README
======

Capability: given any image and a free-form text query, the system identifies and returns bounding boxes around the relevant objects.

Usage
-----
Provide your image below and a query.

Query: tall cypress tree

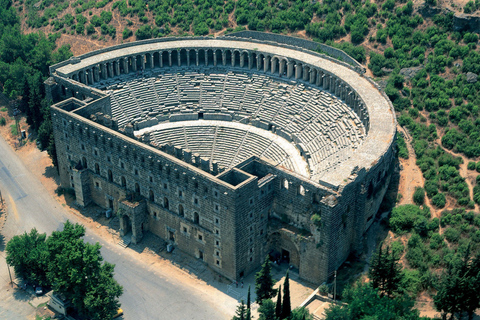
[246,285,251,320]
[255,255,278,304]
[275,284,282,318]
[281,270,291,319]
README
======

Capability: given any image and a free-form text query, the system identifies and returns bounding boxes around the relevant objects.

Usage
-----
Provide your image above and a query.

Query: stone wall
[224,31,365,73]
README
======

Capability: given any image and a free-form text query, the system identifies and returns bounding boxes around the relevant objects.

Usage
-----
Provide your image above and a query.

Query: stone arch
[206,49,214,66]
[268,231,300,269]
[153,52,161,68]
[188,49,196,66]
[225,49,232,66]
[180,48,188,66]
[214,49,223,66]
[240,50,249,68]
[257,53,264,70]
[161,51,169,67]
[135,54,143,70]
[233,50,241,67]
[198,49,206,66]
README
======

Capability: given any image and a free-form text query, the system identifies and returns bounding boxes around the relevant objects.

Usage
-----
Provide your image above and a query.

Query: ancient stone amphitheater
[47,33,396,284]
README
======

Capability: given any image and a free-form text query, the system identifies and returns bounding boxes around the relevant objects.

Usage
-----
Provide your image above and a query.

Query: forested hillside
[2,0,480,317]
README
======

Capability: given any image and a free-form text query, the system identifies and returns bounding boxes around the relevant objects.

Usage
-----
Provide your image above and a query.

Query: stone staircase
[118,234,132,248]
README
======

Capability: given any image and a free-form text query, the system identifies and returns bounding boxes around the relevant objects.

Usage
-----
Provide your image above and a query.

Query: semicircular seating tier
[97,68,365,180]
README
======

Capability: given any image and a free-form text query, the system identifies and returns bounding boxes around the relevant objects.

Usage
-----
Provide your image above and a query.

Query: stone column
[271,59,277,74]
[101,63,107,79]
[94,65,100,82]
[231,51,235,67]
[316,70,323,87]
[114,61,120,76]
[141,54,146,70]
[264,56,270,73]
[309,69,316,84]
[79,71,85,84]
[303,66,309,81]
[247,52,253,69]
[240,52,245,68]
[168,51,172,67]
[222,50,226,66]
[323,74,329,90]
[330,77,335,93]
[149,54,154,69]
[213,51,217,66]
[132,56,137,72]
[177,50,181,66]
[287,61,294,78]
[205,50,209,66]
[88,68,94,84]
[123,58,129,74]
[279,59,286,75]
[294,64,301,79]
[159,51,164,68]
[196,50,199,66]
[256,55,261,70]
[186,50,190,66]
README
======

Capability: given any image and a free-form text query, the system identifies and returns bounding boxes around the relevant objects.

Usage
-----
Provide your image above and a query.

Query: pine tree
[258,299,277,320]
[281,271,291,320]
[233,300,247,320]
[275,285,282,318]
[368,244,402,297]
[255,256,278,304]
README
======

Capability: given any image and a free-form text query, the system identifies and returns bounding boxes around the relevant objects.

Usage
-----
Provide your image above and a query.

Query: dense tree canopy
[6,222,123,320]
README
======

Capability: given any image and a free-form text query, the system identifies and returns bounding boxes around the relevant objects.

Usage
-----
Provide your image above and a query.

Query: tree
[255,256,277,304]
[258,299,277,320]
[47,221,123,320]
[233,300,247,320]
[246,284,252,320]
[291,307,313,320]
[368,244,403,297]
[281,271,291,320]
[5,228,49,286]
[413,187,425,205]
[275,285,282,319]
[325,281,422,320]
[434,247,480,320]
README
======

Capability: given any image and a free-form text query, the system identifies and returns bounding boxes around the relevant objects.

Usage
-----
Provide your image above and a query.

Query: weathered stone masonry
[47,35,396,284]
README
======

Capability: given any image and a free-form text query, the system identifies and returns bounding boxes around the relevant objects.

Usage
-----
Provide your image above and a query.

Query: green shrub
[390,204,424,234]
[431,193,446,208]
[122,27,132,39]
[444,227,461,243]
[476,161,480,173]
[413,187,425,205]
[391,240,404,259]
[429,233,445,250]
[467,161,476,170]
[0,117,6,126]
